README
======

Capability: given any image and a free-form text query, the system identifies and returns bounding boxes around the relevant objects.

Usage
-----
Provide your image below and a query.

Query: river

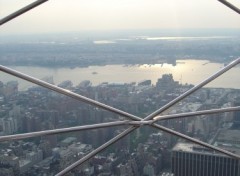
[1,60,240,90]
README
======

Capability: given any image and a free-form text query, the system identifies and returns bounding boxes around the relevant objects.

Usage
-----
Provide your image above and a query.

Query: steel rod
[4,104,240,143]
[0,65,141,121]
[0,121,130,142]
[56,126,136,176]
[57,118,240,176]
[218,0,240,14]
[55,59,240,175]
[0,0,49,26]
[152,123,240,159]
[143,58,240,121]
[153,106,240,121]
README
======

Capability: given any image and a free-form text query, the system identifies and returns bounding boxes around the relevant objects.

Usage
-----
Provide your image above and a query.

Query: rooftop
[173,142,228,156]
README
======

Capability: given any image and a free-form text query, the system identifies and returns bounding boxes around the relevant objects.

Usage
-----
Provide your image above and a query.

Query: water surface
[1,60,239,90]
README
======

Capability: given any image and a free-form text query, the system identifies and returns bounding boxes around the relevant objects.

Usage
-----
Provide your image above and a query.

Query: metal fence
[0,1,240,175]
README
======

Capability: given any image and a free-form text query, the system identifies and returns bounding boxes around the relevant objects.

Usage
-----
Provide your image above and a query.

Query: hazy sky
[1,0,240,35]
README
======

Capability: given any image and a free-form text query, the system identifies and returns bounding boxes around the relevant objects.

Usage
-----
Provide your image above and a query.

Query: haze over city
[1,0,240,35]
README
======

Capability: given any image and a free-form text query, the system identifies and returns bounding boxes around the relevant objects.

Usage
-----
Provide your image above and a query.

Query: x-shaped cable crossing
[1,1,240,175]
[0,58,240,176]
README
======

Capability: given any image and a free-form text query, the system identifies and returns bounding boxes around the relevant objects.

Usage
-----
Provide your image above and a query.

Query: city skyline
[0,1,240,175]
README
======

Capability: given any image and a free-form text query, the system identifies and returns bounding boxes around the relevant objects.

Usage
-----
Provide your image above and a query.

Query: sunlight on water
[145,36,233,41]
[1,60,240,90]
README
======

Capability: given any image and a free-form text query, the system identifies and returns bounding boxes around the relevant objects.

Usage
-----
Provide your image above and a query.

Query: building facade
[172,143,240,176]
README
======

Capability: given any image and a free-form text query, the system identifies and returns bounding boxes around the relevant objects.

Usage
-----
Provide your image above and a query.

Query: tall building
[172,142,240,176]
[233,101,240,125]
[156,74,179,91]
[4,81,18,98]
[0,81,4,95]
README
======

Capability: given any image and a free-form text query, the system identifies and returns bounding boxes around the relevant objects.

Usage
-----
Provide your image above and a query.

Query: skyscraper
[172,142,240,176]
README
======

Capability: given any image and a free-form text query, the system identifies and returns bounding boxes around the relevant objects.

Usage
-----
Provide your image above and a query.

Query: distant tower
[156,74,179,91]
[233,101,240,125]
[0,81,4,95]
[95,92,98,101]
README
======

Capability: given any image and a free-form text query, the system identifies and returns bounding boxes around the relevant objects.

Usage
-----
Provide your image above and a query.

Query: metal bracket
[0,0,48,26]
[219,0,240,14]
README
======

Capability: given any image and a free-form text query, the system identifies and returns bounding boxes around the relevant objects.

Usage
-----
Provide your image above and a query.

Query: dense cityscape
[0,73,240,176]
[1,0,240,175]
